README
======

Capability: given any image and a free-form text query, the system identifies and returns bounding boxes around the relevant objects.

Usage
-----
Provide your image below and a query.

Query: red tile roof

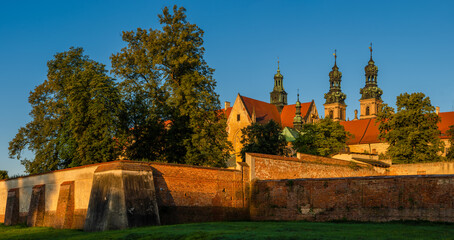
[280,102,312,128]
[240,96,282,124]
[340,111,454,145]
[438,112,454,139]
[340,119,373,144]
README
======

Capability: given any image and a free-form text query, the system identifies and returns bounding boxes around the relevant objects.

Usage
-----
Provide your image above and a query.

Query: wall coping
[258,174,454,183]
[247,152,370,168]
[0,160,241,183]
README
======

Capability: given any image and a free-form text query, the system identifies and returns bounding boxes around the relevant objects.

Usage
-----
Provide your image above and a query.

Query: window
[237,114,240,122]
[366,106,370,116]
[329,110,333,119]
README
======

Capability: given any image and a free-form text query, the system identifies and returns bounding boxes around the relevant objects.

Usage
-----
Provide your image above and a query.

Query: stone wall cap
[259,174,454,183]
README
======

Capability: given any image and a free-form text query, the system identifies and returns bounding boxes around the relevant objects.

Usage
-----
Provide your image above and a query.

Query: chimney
[224,101,231,109]
[436,106,440,115]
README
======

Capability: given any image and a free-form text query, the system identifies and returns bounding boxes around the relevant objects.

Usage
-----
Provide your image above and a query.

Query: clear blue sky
[1,0,453,175]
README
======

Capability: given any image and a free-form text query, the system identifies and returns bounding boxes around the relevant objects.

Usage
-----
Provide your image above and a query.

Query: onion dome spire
[360,43,383,100]
[293,89,303,131]
[270,58,287,112]
[324,50,346,104]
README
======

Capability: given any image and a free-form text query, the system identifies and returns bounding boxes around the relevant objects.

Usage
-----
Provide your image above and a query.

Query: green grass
[1,221,454,240]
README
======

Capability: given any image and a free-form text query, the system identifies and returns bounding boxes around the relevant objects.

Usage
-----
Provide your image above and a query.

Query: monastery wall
[251,175,454,222]
[388,162,454,176]
[245,153,382,181]
[0,161,249,229]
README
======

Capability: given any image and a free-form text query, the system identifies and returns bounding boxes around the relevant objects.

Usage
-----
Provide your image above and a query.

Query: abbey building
[223,45,454,161]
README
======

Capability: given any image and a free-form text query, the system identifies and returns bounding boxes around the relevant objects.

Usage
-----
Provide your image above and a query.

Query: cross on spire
[277,56,280,70]
[334,49,337,66]
[369,42,373,60]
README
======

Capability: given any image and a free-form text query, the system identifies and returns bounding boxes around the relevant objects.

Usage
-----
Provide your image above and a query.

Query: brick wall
[251,175,454,222]
[0,160,249,228]
[246,153,381,180]
[150,162,248,224]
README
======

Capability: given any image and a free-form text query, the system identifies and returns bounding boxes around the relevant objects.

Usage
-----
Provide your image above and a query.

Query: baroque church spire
[270,59,288,113]
[293,90,303,131]
[324,50,346,104]
[360,43,383,100]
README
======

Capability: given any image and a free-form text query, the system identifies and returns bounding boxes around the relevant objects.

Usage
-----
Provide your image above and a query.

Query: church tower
[270,61,287,112]
[324,50,347,121]
[359,43,383,119]
[293,91,303,131]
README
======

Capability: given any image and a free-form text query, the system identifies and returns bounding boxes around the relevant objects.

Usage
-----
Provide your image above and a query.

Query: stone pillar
[27,184,46,227]
[84,161,160,231]
[55,181,75,229]
[4,188,19,226]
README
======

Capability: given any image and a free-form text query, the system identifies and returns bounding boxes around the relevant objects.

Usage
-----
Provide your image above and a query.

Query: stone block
[27,184,46,227]
[4,188,19,226]
[84,162,160,231]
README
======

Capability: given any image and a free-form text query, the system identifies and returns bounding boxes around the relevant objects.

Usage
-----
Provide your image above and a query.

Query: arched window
[339,110,343,120]
[329,110,333,119]
[366,106,370,116]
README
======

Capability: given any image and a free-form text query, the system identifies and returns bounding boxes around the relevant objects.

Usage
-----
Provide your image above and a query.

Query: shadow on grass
[1,221,454,240]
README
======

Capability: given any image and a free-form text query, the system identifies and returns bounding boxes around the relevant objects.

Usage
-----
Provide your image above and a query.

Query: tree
[0,170,8,180]
[293,118,349,157]
[111,5,231,167]
[9,47,121,174]
[446,125,454,160]
[376,92,444,163]
[240,120,288,161]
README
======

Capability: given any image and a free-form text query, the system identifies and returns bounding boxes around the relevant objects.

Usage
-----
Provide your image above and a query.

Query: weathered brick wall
[246,153,381,181]
[150,162,248,224]
[251,175,454,222]
[0,160,249,228]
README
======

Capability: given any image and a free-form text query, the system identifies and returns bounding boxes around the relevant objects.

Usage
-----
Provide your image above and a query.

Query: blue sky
[1,0,453,175]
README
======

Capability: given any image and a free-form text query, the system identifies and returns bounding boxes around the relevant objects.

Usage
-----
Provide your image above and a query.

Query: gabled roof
[340,111,454,145]
[280,102,313,128]
[240,96,282,124]
[438,111,454,139]
[223,94,314,127]
[340,119,373,145]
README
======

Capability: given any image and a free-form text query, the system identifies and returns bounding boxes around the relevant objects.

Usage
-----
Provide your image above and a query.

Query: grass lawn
[1,221,453,240]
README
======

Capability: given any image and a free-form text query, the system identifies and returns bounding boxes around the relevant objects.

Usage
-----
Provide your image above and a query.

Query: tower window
[340,110,343,120]
[329,110,333,119]
[237,114,240,122]
[366,106,370,116]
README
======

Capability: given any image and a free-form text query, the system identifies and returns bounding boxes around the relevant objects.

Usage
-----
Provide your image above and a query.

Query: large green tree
[9,47,121,174]
[376,92,444,163]
[446,125,454,160]
[293,118,349,157]
[111,5,231,167]
[0,170,8,180]
[240,120,288,161]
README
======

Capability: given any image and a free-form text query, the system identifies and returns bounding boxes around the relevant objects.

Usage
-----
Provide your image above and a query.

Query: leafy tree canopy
[446,125,454,160]
[293,118,349,157]
[9,47,121,174]
[376,92,444,163]
[240,120,288,161]
[111,5,231,167]
[0,170,8,180]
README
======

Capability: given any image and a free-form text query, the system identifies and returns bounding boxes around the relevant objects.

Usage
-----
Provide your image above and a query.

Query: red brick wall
[150,162,248,224]
[247,153,381,180]
[251,175,454,222]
